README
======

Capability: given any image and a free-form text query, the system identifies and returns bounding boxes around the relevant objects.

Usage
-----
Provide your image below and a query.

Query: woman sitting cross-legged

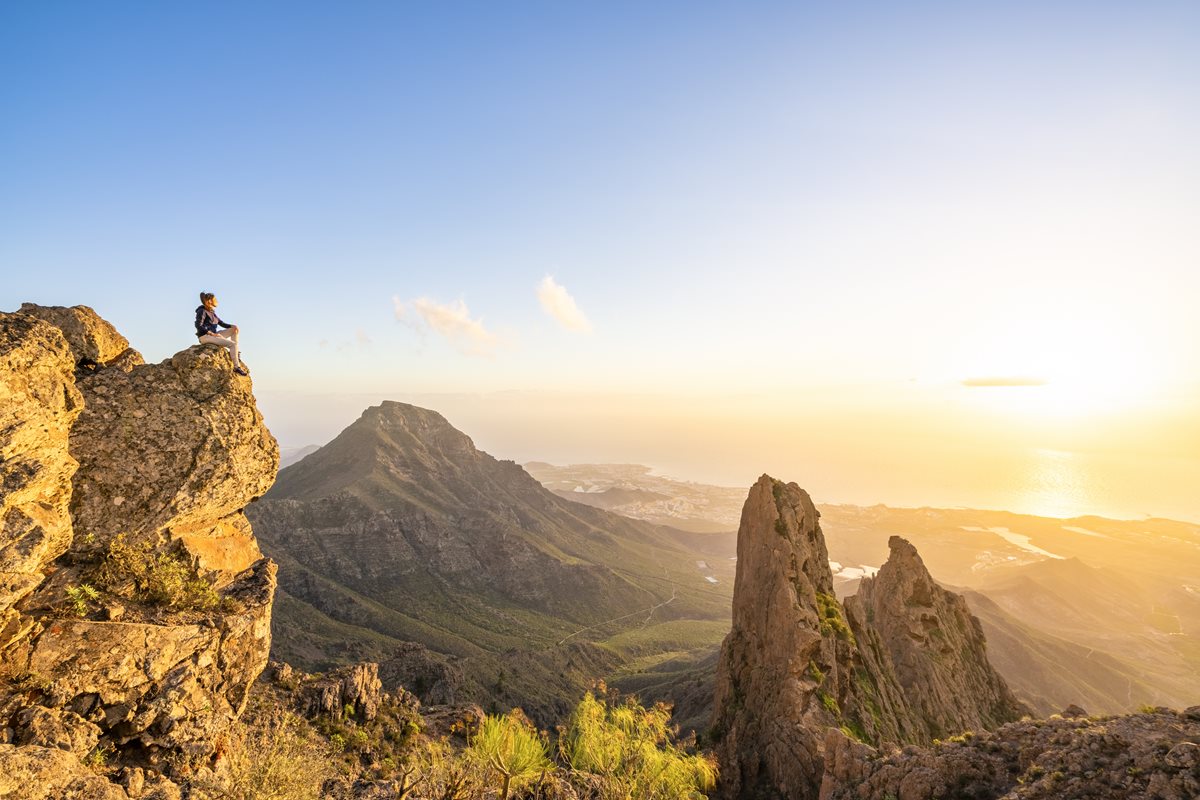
[195,291,247,376]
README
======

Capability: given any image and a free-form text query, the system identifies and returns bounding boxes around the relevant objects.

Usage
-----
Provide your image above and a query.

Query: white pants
[199,329,240,368]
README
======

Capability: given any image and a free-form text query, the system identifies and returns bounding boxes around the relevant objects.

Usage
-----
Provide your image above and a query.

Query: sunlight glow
[955,313,1165,419]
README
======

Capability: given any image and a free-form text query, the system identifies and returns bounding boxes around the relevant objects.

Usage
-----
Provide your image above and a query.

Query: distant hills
[529,463,1200,717]
[523,461,745,535]
[279,443,321,468]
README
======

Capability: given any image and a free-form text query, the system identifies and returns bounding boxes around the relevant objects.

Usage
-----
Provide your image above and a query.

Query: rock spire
[712,476,1027,800]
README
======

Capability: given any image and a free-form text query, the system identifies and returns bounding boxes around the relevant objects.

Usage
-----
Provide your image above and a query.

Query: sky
[3,1,1198,521]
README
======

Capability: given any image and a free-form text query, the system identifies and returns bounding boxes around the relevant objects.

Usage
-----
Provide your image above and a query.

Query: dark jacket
[195,306,233,338]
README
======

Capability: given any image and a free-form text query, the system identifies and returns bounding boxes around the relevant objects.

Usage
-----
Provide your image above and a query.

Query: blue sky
[3,2,1198,518]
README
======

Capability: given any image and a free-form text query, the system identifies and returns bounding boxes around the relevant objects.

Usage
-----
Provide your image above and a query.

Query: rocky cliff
[0,304,279,799]
[712,476,1027,800]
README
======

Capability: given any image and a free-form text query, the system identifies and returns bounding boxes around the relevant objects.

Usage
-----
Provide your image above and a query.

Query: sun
[954,315,1163,419]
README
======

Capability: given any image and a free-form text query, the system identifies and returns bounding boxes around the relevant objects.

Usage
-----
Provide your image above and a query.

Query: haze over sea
[260,389,1200,525]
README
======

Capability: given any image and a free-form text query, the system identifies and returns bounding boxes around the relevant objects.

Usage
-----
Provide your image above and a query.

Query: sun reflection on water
[1016,449,1093,519]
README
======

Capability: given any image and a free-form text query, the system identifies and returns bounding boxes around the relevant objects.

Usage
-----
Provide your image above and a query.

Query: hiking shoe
[233,367,249,377]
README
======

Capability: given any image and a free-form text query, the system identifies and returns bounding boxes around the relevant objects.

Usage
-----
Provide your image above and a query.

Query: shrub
[405,738,485,800]
[196,713,337,800]
[818,691,841,717]
[560,691,717,800]
[467,710,552,800]
[91,533,219,611]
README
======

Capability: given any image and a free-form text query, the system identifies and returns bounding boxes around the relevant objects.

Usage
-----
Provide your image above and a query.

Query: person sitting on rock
[195,291,247,376]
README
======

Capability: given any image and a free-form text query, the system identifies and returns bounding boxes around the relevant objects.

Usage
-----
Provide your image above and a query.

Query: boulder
[300,662,385,722]
[0,743,130,799]
[17,303,142,371]
[12,706,100,759]
[68,344,278,581]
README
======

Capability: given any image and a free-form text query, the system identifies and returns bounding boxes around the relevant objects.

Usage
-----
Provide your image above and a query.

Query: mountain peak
[886,534,920,562]
[268,401,484,504]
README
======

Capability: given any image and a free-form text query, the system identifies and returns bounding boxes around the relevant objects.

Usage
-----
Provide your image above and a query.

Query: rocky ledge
[821,706,1200,800]
[0,304,279,799]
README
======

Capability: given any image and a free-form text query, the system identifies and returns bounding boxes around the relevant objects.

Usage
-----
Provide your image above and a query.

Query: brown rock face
[379,641,468,705]
[0,314,83,646]
[0,744,132,799]
[712,476,1026,800]
[300,661,385,721]
[0,304,279,794]
[846,536,1028,740]
[712,477,911,799]
[69,344,278,582]
[20,560,275,757]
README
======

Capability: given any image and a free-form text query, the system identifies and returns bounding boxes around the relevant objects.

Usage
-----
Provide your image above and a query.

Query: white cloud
[537,275,592,333]
[393,295,499,356]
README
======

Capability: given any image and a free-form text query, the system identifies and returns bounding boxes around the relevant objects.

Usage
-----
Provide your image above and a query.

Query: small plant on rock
[63,584,100,617]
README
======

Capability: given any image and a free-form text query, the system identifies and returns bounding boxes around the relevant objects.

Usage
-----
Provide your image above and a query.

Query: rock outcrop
[0,313,83,648]
[845,536,1027,740]
[379,641,468,705]
[821,707,1200,800]
[299,661,385,722]
[68,343,277,584]
[0,304,279,797]
[712,476,1027,800]
[16,303,143,373]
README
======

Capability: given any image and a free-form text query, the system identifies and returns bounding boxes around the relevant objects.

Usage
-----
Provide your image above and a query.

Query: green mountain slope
[247,402,732,723]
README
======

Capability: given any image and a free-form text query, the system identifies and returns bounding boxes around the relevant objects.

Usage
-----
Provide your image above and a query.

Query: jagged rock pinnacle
[712,476,1027,800]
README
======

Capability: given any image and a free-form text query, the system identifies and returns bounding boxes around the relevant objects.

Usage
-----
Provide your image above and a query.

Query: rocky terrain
[821,706,1200,800]
[0,304,279,799]
[4,303,1198,800]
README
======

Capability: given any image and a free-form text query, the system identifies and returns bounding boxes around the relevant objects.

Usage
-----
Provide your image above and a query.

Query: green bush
[467,710,552,800]
[560,691,717,800]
